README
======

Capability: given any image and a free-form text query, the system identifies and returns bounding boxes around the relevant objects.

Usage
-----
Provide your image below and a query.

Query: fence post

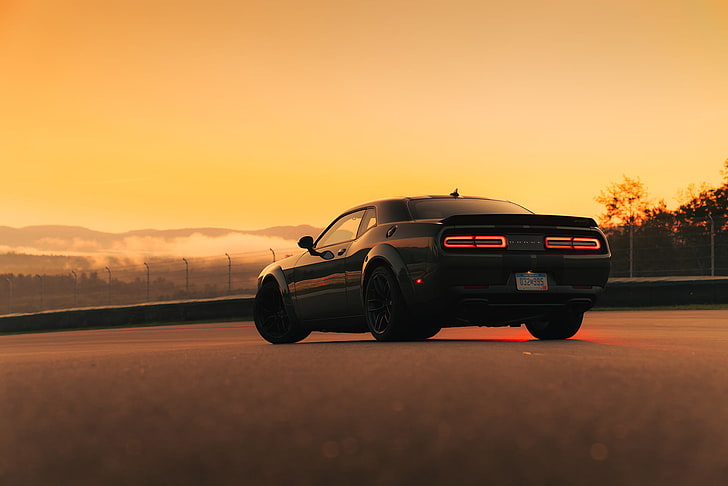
[629,224,634,278]
[144,262,150,302]
[225,253,232,295]
[5,277,12,314]
[71,270,78,307]
[708,215,715,277]
[182,258,189,297]
[105,266,112,305]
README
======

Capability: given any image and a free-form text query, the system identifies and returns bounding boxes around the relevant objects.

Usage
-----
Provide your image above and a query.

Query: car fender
[258,265,302,326]
[361,243,415,304]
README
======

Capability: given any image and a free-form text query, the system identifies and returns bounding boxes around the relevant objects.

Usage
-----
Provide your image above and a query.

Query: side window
[316,210,366,248]
[357,208,377,237]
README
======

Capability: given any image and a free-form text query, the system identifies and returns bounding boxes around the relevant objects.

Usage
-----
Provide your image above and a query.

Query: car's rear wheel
[365,266,413,341]
[254,280,310,344]
[525,311,583,340]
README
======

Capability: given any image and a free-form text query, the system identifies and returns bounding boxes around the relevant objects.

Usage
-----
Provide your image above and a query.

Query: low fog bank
[0,225,320,275]
[0,227,318,313]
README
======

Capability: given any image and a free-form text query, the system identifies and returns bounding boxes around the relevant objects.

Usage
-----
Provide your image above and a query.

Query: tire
[364,266,414,341]
[254,280,310,344]
[525,311,583,340]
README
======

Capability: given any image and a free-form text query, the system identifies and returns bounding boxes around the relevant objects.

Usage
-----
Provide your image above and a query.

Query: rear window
[408,198,533,220]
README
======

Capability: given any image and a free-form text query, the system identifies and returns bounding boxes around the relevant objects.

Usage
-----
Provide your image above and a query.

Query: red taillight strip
[444,236,476,247]
[544,237,572,248]
[443,236,475,248]
[545,236,601,250]
[573,237,601,249]
[444,235,507,248]
[475,236,507,248]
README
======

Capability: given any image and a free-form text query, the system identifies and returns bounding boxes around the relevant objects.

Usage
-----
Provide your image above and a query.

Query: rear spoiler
[441,214,599,228]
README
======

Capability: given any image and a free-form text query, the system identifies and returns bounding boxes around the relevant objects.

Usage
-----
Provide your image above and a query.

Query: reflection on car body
[254,194,611,343]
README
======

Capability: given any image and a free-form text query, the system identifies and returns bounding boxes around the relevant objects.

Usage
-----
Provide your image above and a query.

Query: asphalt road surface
[2,310,727,486]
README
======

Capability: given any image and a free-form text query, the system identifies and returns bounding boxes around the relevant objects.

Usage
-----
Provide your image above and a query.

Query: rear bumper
[411,272,606,327]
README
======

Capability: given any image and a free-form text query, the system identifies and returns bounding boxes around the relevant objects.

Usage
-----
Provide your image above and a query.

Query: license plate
[516,273,548,291]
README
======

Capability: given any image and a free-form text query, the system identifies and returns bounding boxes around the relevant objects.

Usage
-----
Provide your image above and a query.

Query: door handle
[338,248,347,256]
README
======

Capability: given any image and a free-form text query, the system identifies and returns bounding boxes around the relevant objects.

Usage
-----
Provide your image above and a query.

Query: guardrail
[0,296,254,333]
[597,277,728,308]
[3,277,728,334]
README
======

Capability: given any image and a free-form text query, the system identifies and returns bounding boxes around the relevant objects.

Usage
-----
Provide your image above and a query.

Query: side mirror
[298,236,314,250]
[298,235,334,260]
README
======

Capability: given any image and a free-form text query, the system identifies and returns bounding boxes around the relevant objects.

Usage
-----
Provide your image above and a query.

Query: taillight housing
[443,235,507,249]
[545,236,601,250]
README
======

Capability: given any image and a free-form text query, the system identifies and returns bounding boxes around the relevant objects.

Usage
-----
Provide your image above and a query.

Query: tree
[594,175,651,228]
[670,160,728,276]
[594,160,728,277]
[674,180,728,233]
[595,175,653,277]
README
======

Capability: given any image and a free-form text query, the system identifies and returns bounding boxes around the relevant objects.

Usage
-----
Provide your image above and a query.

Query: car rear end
[427,213,610,327]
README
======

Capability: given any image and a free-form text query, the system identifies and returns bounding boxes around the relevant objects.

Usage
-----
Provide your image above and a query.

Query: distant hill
[0,224,323,252]
[0,225,115,248]
[125,225,322,241]
[0,224,324,275]
[246,225,322,241]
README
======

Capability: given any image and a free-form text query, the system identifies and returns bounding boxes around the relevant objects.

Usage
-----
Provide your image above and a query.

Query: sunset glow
[1,0,726,234]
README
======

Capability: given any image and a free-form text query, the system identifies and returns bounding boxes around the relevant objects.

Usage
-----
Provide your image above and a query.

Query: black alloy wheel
[254,280,310,344]
[365,266,413,341]
[525,311,584,340]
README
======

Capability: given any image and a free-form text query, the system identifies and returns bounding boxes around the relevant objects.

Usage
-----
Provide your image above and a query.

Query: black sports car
[254,194,610,343]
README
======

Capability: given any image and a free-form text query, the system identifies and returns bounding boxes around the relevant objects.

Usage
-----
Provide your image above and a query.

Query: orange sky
[1,0,726,233]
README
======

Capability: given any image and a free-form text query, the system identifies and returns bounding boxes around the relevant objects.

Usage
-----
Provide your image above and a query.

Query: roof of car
[351,195,510,205]
[339,195,521,224]
[405,195,510,201]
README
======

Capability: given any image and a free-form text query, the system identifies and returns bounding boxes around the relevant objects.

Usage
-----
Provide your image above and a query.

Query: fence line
[603,220,726,278]
[2,221,725,315]
[0,248,297,316]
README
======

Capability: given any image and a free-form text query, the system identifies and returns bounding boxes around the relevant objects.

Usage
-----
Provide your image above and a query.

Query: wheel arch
[258,266,301,326]
[361,244,415,304]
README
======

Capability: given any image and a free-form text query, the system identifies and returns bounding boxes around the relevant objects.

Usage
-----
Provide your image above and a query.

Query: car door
[293,209,366,321]
[343,207,378,315]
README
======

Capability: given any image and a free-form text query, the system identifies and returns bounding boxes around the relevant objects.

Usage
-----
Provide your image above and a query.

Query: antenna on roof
[450,188,460,198]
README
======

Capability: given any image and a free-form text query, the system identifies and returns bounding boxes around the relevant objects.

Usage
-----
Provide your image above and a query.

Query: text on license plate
[516,273,548,291]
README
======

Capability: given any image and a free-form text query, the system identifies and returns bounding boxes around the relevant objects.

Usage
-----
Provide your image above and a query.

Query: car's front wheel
[525,311,583,340]
[254,280,310,344]
[365,266,413,341]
